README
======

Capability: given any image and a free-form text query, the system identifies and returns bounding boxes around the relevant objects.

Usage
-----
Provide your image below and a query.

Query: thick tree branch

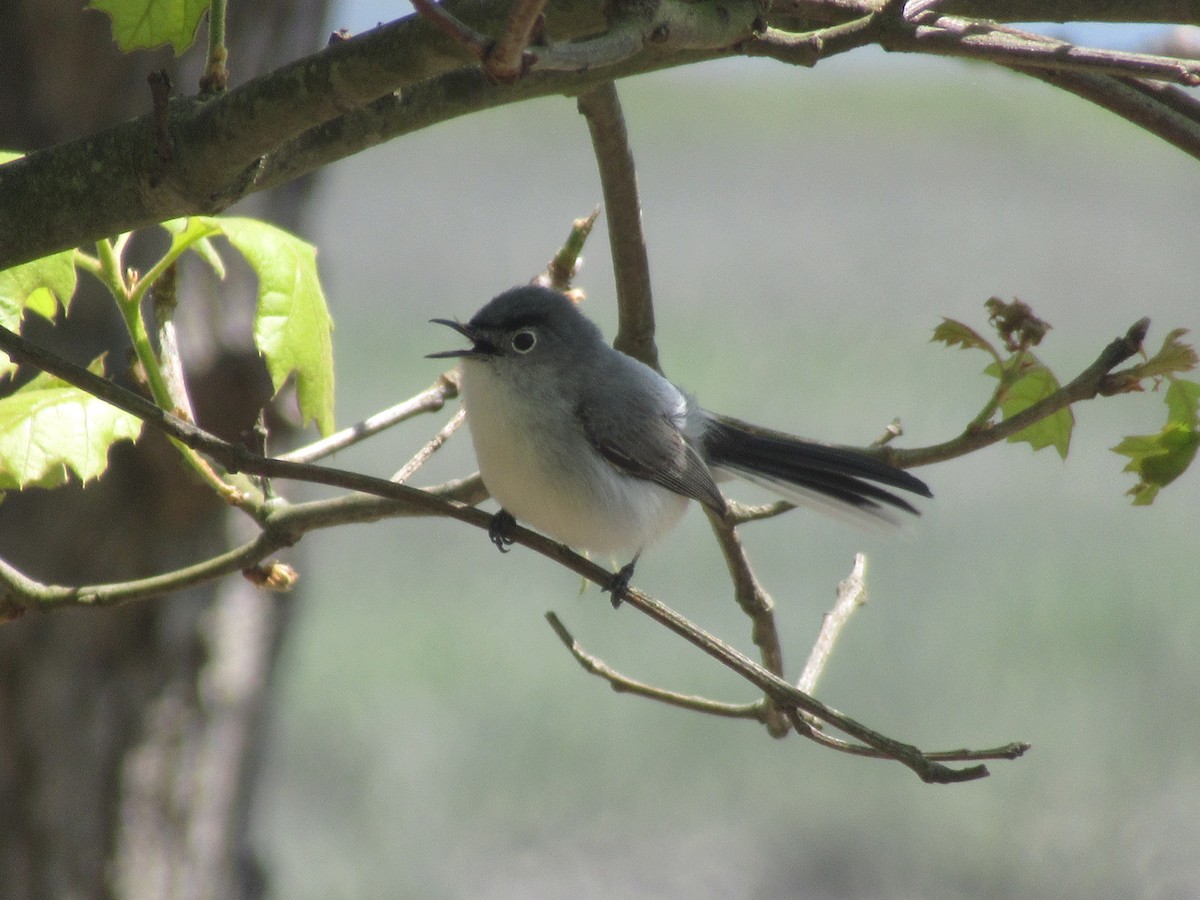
[7,2,1200,270]
[888,16,1200,85]
[1019,70,1200,164]
[772,0,1200,26]
[0,1,761,269]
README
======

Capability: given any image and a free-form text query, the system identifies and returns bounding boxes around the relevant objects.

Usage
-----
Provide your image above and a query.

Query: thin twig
[888,318,1150,469]
[546,613,767,720]
[279,373,460,464]
[704,510,790,737]
[392,407,466,483]
[0,472,489,613]
[726,498,797,525]
[611,578,993,782]
[485,0,548,82]
[148,261,195,422]
[738,14,889,67]
[201,0,230,92]
[872,419,903,447]
[798,553,868,695]
[577,81,660,371]
[410,0,489,59]
[545,611,1026,765]
[0,321,1018,780]
[535,208,599,293]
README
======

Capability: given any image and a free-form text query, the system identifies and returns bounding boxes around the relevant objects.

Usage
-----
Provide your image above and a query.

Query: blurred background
[250,7,1200,899]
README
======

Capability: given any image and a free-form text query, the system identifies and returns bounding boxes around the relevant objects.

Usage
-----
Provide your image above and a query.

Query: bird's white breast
[459,360,689,560]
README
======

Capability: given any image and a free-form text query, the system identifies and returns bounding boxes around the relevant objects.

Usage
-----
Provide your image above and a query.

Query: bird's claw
[489,509,517,553]
[604,559,638,609]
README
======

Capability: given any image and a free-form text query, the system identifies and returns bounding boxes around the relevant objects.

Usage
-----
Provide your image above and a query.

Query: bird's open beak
[427,318,497,359]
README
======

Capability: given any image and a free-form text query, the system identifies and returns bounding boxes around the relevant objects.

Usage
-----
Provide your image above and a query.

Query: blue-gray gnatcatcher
[429,285,931,603]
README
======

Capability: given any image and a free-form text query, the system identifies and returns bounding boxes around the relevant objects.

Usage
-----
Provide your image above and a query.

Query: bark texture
[0,3,329,897]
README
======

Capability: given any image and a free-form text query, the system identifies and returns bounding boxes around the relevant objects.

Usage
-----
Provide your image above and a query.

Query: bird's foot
[488,509,517,553]
[604,556,639,609]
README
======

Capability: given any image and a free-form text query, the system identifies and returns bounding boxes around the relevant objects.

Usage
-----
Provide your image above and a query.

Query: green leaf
[0,357,144,490]
[88,0,209,54]
[984,356,1074,458]
[1165,377,1200,427]
[0,251,79,377]
[1113,379,1200,505]
[213,218,335,435]
[932,318,1000,360]
[1125,328,1198,384]
[161,217,227,278]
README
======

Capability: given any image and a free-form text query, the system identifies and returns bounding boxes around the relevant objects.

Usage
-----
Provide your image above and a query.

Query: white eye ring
[511,330,536,353]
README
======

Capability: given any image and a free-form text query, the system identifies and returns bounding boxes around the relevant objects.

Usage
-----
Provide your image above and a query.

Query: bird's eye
[511,330,536,353]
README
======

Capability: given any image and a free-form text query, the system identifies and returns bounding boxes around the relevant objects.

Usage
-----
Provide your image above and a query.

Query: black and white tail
[702,414,932,525]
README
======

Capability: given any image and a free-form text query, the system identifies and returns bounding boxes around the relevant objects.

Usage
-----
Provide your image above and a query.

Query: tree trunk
[0,3,330,897]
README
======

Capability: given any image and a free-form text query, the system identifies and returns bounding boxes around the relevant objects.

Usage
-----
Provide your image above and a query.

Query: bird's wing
[576,378,726,515]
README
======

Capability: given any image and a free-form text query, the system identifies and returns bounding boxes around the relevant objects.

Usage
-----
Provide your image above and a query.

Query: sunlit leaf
[88,0,209,54]
[161,217,227,278]
[0,357,143,490]
[0,251,78,377]
[212,218,335,435]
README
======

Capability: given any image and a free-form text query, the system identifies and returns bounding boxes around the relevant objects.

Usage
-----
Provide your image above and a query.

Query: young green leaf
[984,357,1074,458]
[1112,379,1200,505]
[87,0,210,54]
[161,218,227,279]
[0,357,144,491]
[214,218,335,436]
[0,251,78,377]
[1121,328,1198,385]
[932,318,1001,361]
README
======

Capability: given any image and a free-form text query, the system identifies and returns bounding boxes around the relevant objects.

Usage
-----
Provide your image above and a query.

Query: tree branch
[535,208,599,292]
[771,0,1200,26]
[888,317,1150,470]
[545,610,1026,769]
[546,612,767,720]
[278,373,460,464]
[8,2,1200,269]
[0,318,1023,782]
[703,510,791,737]
[577,81,661,371]
[391,407,466,483]
[892,16,1200,87]
[485,0,549,82]
[798,553,868,695]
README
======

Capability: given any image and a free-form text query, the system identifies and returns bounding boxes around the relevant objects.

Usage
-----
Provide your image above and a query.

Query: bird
[429,285,930,604]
